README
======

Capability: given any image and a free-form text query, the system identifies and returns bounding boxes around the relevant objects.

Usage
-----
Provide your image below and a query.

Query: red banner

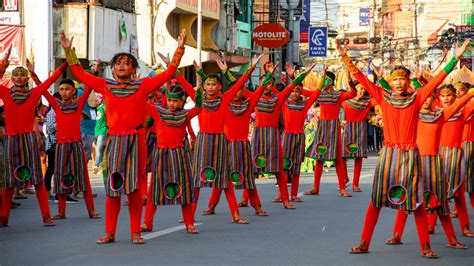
[0,24,23,65]
[252,23,290,49]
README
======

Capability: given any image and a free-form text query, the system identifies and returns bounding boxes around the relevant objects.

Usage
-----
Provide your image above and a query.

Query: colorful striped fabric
[317,90,340,105]
[447,107,463,122]
[282,132,305,176]
[105,79,141,97]
[286,99,306,111]
[251,127,281,173]
[371,146,423,211]
[156,106,188,127]
[202,95,223,112]
[4,133,43,188]
[440,146,464,199]
[54,141,88,194]
[421,155,449,215]
[382,89,417,109]
[228,140,256,189]
[104,133,139,197]
[56,99,78,113]
[145,131,157,173]
[341,121,368,158]
[418,107,443,123]
[256,93,278,113]
[150,147,195,205]
[229,99,250,116]
[462,141,473,193]
[193,133,229,189]
[305,119,338,161]
[10,88,32,104]
[345,96,370,110]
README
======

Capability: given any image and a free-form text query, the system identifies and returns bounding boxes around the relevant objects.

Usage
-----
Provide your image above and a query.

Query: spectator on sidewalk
[93,93,107,174]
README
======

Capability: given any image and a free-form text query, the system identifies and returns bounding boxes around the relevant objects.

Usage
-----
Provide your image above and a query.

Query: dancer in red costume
[338,39,470,258]
[202,55,269,216]
[252,62,317,209]
[304,70,356,197]
[385,88,473,249]
[60,29,186,244]
[141,85,202,234]
[341,77,377,192]
[438,84,474,237]
[174,58,249,224]
[0,61,67,227]
[42,79,101,219]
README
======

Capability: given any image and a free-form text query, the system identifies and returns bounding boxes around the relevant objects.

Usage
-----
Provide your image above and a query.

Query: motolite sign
[252,23,290,48]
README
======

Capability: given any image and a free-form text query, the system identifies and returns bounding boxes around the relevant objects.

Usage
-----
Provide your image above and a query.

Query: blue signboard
[308,26,327,57]
[299,0,311,43]
[359,8,371,26]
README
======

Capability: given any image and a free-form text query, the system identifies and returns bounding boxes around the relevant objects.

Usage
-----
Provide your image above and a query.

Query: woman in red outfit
[60,30,186,244]
[385,90,473,248]
[141,85,201,234]
[202,55,269,216]
[42,79,101,220]
[304,71,356,197]
[338,39,470,258]
[438,84,474,237]
[0,62,66,227]
[174,58,249,224]
[341,79,377,192]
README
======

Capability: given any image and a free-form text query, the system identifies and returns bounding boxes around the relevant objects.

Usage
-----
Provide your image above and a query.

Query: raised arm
[443,93,473,120]
[248,85,264,110]
[42,91,59,112]
[223,54,263,104]
[33,61,68,97]
[0,46,11,79]
[78,86,93,109]
[277,62,317,106]
[187,107,202,120]
[175,74,196,100]
[144,103,159,120]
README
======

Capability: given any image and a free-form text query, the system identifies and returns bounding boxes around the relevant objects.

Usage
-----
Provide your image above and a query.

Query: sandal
[450,210,458,218]
[255,210,269,216]
[446,242,467,249]
[291,196,303,202]
[339,191,352,197]
[140,224,152,232]
[385,236,403,245]
[131,234,145,244]
[232,217,249,224]
[52,214,66,220]
[43,217,56,226]
[303,188,319,196]
[349,246,369,254]
[420,250,438,259]
[238,202,249,207]
[89,212,102,219]
[283,201,296,209]
[185,224,199,234]
[462,230,474,237]
[272,196,282,203]
[201,209,216,215]
[352,186,362,192]
[96,234,115,244]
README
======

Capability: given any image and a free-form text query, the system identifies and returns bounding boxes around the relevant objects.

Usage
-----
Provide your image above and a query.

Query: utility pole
[413,0,419,67]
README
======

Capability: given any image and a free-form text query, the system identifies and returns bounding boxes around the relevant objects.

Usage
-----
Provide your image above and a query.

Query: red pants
[469,192,474,209]
[142,202,194,231]
[312,134,349,191]
[209,187,262,209]
[104,191,142,238]
[56,169,96,216]
[451,182,472,232]
[138,129,148,199]
[1,183,51,224]
[193,180,240,220]
[359,202,430,251]
[343,158,363,187]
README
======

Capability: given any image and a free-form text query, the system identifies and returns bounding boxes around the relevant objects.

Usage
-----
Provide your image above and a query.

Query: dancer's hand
[0,45,11,70]
[336,39,349,56]
[177,29,186,49]
[370,63,382,79]
[455,39,470,60]
[157,52,170,66]
[285,62,296,78]
[251,54,264,68]
[60,30,74,49]
[216,57,228,72]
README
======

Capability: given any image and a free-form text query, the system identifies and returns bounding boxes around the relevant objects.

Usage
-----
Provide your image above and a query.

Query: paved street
[1,154,473,265]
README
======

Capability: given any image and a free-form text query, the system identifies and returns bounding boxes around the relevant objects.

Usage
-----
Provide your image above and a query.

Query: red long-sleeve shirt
[42,87,92,143]
[463,116,474,142]
[175,70,250,133]
[69,63,177,134]
[352,69,448,147]
[224,86,264,141]
[282,90,321,134]
[342,97,377,122]
[440,100,474,148]
[0,63,66,135]
[255,83,296,128]
[145,104,200,148]
[416,95,473,155]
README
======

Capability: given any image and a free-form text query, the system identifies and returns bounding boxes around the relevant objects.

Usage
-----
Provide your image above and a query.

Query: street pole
[197,0,202,66]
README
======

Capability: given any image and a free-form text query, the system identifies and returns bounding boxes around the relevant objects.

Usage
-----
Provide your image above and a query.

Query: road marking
[142,223,203,240]
[322,226,326,232]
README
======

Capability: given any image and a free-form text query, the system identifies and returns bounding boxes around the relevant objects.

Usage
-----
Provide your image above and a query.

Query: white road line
[142,223,203,240]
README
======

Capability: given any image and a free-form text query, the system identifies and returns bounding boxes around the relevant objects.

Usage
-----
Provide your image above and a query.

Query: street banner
[359,8,371,26]
[308,26,327,57]
[299,0,310,43]
[0,24,22,65]
[252,23,290,49]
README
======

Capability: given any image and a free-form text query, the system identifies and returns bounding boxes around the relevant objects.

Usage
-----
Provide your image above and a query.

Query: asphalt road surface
[1,154,473,265]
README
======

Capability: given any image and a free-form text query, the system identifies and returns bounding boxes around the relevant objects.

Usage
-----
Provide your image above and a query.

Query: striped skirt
[54,142,88,194]
[150,147,195,205]
[228,140,256,189]
[282,132,305,176]
[4,133,43,188]
[193,133,229,189]
[440,146,463,199]
[371,146,423,211]
[462,141,474,193]
[145,131,157,173]
[421,155,449,215]
[305,120,338,161]
[251,127,281,173]
[104,133,139,197]
[341,121,368,158]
